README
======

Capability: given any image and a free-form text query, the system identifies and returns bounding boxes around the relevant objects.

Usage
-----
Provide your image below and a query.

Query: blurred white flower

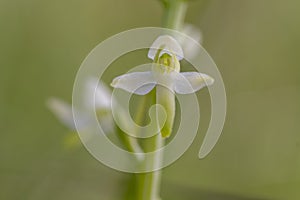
[178,24,203,59]
[47,77,114,134]
[48,77,144,159]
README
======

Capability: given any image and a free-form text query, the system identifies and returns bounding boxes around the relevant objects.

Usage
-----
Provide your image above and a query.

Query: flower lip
[147,35,184,61]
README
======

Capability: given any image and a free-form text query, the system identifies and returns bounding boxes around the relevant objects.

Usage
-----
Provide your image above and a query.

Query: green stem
[135,134,164,200]
[134,1,188,200]
[135,91,162,200]
[162,0,188,30]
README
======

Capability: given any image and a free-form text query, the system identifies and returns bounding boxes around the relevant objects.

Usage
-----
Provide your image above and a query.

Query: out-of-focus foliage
[1,0,299,199]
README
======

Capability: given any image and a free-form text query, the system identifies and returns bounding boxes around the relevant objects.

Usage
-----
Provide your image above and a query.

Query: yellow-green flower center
[156,53,180,73]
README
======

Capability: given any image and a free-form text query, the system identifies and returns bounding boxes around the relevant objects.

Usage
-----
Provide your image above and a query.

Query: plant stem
[162,0,188,30]
[135,91,162,200]
[134,1,188,200]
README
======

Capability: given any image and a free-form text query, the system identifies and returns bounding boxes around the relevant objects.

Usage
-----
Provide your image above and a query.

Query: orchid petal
[85,77,112,110]
[148,35,184,61]
[111,72,156,95]
[47,98,85,130]
[174,72,214,94]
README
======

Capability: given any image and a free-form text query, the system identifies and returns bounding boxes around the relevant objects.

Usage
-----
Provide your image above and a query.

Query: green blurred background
[1,0,300,199]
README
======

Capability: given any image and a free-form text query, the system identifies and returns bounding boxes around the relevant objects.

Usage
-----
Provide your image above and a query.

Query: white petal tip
[46,97,68,114]
[46,97,76,129]
[205,76,215,86]
[198,73,214,86]
[110,77,118,88]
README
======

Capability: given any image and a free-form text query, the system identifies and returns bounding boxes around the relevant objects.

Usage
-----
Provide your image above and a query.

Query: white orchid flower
[47,77,113,133]
[48,77,144,159]
[111,35,214,138]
